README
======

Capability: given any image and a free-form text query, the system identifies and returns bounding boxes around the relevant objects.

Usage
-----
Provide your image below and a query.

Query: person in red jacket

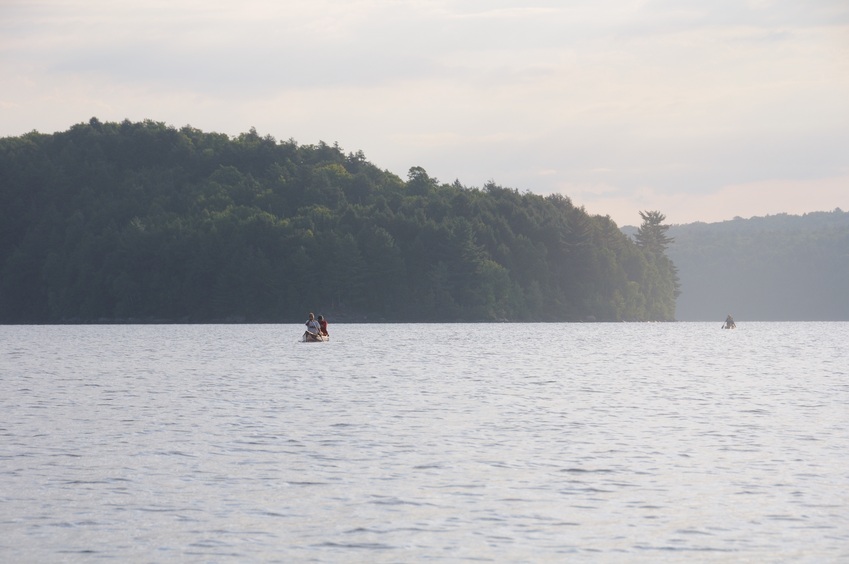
[317,315,329,337]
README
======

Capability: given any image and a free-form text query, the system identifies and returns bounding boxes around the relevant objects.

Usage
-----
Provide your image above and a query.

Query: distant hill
[0,118,678,323]
[624,210,849,321]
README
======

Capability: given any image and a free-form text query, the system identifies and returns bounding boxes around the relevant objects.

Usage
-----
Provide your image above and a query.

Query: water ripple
[0,322,847,562]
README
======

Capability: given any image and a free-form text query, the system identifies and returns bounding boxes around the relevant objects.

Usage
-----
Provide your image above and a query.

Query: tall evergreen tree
[635,210,673,253]
[633,210,680,318]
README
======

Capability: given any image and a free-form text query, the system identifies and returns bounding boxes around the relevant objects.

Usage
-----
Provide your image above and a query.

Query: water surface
[1,322,847,562]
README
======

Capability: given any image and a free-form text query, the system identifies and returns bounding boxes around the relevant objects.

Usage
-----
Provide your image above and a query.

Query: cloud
[1,0,848,225]
[576,174,849,226]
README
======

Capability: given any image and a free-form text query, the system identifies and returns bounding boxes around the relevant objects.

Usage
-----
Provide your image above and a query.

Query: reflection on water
[1,322,847,561]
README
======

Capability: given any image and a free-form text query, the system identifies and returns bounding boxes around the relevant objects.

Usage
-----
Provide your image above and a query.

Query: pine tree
[635,210,673,254]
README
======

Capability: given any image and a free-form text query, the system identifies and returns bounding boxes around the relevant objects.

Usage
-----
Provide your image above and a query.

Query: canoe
[302,332,329,342]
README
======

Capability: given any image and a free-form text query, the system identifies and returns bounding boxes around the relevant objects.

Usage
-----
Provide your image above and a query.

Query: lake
[1,322,847,562]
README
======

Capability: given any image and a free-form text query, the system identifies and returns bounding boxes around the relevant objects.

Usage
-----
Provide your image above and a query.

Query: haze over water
[2,322,847,562]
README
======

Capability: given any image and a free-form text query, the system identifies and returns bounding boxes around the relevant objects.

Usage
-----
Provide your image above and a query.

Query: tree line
[0,118,679,323]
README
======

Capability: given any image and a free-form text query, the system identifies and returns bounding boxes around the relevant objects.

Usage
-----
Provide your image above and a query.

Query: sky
[2,0,848,226]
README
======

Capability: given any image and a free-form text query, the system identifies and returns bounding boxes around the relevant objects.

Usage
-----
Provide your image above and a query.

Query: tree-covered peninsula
[1,118,679,323]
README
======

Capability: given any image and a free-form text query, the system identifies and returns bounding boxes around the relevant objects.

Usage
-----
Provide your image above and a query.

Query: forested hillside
[1,118,679,323]
[631,211,849,321]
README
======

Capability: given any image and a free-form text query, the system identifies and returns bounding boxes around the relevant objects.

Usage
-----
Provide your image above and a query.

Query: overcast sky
[3,0,848,226]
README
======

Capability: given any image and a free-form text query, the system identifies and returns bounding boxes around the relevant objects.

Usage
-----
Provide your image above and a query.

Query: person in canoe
[317,315,329,338]
[304,312,322,341]
[723,314,736,329]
